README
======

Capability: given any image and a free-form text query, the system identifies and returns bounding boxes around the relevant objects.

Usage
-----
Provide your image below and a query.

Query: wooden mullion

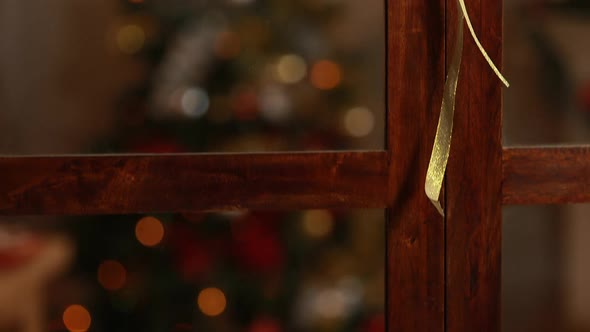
[503,146,590,205]
[386,0,446,330]
[445,0,503,330]
[0,151,388,215]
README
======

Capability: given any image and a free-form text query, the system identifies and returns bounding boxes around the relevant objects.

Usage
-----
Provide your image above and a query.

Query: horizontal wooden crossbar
[5,146,587,214]
[503,147,590,205]
[0,151,389,215]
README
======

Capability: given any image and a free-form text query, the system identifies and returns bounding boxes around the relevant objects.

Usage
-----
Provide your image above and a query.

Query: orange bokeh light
[310,60,342,90]
[63,305,91,332]
[97,260,127,291]
[135,216,165,247]
[197,287,227,317]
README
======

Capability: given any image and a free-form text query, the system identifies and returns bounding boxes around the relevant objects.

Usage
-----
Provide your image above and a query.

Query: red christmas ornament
[168,223,215,281]
[231,213,284,273]
[247,317,282,332]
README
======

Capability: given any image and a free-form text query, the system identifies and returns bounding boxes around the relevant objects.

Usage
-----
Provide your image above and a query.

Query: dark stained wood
[446,0,503,331]
[503,147,590,205]
[0,152,388,215]
[386,0,445,330]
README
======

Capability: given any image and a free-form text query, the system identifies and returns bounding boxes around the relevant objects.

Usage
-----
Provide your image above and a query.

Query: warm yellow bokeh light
[310,60,342,90]
[344,106,375,138]
[302,209,334,238]
[197,287,227,317]
[117,24,145,54]
[135,216,165,247]
[276,54,307,84]
[97,260,127,291]
[63,305,91,332]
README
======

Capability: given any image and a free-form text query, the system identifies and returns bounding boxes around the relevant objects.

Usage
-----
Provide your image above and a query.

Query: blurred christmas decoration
[135,216,165,247]
[97,260,127,291]
[65,207,384,331]
[102,0,385,153]
[52,0,386,331]
[62,305,92,332]
[197,287,227,317]
[0,228,72,332]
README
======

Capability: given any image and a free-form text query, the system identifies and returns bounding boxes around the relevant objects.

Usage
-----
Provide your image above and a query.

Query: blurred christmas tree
[102,0,382,154]
[56,1,385,331]
[67,209,384,332]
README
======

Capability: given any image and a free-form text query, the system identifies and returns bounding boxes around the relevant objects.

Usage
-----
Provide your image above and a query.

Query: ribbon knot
[425,0,509,216]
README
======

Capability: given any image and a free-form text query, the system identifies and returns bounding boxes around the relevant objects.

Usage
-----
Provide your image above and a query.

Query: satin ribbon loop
[425,0,509,216]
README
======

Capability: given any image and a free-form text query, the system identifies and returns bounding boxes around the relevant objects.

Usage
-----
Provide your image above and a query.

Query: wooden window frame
[0,0,583,331]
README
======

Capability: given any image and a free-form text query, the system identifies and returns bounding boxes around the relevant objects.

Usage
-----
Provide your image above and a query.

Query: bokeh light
[302,209,334,238]
[135,216,165,247]
[276,54,307,84]
[97,260,127,291]
[197,287,227,317]
[63,305,91,332]
[260,85,291,123]
[180,87,210,118]
[116,24,145,54]
[310,60,342,90]
[314,289,348,319]
[344,106,375,138]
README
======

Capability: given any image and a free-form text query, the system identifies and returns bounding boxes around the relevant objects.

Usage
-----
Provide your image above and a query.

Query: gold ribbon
[425,0,510,216]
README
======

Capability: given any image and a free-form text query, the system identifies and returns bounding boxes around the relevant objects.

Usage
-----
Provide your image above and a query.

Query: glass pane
[0,209,384,331]
[504,1,590,145]
[0,1,385,154]
[503,205,590,332]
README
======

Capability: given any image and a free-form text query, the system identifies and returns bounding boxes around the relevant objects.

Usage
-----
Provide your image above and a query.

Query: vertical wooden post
[386,0,446,330]
[446,0,503,331]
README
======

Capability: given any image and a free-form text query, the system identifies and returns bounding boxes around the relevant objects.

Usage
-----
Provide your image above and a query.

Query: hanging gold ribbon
[425,0,510,216]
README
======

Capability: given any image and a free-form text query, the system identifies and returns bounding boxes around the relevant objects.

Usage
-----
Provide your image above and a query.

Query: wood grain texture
[0,152,388,215]
[503,147,590,205]
[446,0,503,331]
[386,0,445,330]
